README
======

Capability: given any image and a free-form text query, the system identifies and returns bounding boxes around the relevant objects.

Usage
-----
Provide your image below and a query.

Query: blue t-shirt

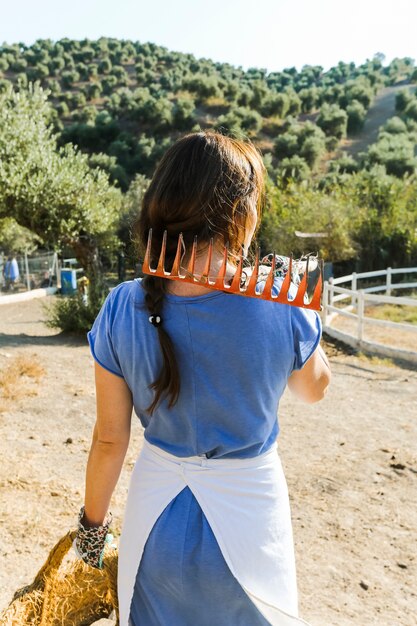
[87,278,321,459]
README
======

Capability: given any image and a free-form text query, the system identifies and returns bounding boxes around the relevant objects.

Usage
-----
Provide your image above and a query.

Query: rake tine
[308,258,323,310]
[140,228,323,310]
[156,230,167,274]
[201,238,214,284]
[229,250,244,291]
[170,232,184,278]
[142,228,153,273]
[262,252,277,299]
[276,256,293,303]
[245,247,260,296]
[291,256,309,307]
[187,235,198,280]
[214,242,229,289]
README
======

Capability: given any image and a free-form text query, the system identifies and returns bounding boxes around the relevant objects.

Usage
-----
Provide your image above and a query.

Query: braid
[142,274,181,415]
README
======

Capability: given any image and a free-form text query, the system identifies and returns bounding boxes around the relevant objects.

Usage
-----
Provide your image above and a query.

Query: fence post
[351,272,357,309]
[357,290,365,342]
[322,281,328,327]
[386,267,392,296]
[328,276,334,309]
[24,251,31,291]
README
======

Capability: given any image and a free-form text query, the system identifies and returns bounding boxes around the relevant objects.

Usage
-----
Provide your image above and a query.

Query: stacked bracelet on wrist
[73,505,113,569]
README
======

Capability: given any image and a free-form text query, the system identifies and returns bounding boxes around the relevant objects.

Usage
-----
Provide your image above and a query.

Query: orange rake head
[141,229,323,311]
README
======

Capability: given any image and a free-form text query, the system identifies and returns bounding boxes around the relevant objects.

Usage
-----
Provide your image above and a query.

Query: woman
[75,130,331,626]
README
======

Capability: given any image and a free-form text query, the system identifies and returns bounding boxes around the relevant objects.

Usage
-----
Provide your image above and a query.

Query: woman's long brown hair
[133,130,267,414]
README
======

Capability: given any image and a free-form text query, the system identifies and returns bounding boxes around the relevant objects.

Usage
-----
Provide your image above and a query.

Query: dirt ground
[0,296,416,626]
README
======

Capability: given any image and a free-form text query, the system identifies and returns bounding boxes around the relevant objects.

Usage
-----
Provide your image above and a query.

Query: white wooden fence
[322,267,417,364]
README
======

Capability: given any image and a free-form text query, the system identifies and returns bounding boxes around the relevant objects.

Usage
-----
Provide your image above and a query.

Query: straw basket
[0,530,118,626]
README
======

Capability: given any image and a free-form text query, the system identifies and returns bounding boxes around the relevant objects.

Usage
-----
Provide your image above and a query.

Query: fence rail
[322,267,417,364]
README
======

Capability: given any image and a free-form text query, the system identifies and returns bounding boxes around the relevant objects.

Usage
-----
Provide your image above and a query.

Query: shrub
[0,79,10,93]
[11,59,28,72]
[329,156,358,174]
[56,101,70,116]
[317,103,348,139]
[28,64,50,81]
[346,99,366,134]
[395,89,413,112]
[99,58,112,74]
[76,62,89,80]
[383,116,408,134]
[173,97,196,129]
[61,69,80,88]
[16,73,28,89]
[102,75,118,94]
[184,74,222,102]
[366,134,417,177]
[261,92,289,118]
[325,136,339,151]
[44,293,103,334]
[298,87,319,113]
[404,99,417,122]
[278,156,311,183]
[300,136,326,167]
[87,82,103,100]
[50,57,65,73]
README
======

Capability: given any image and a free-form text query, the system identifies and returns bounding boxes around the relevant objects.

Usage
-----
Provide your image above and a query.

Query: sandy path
[0,297,416,625]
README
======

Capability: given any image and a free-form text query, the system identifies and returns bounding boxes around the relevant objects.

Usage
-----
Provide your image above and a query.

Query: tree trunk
[71,236,106,312]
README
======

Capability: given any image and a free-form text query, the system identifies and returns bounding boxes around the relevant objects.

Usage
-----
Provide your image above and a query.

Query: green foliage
[364,133,417,177]
[298,87,320,113]
[277,156,311,183]
[346,99,366,133]
[261,92,289,118]
[395,89,413,112]
[342,78,374,109]
[61,69,80,88]
[98,57,112,74]
[328,156,358,174]
[0,40,416,272]
[44,293,104,334]
[119,173,151,260]
[273,121,326,169]
[0,84,122,305]
[258,178,357,261]
[172,97,196,129]
[316,103,348,139]
[383,116,408,134]
[215,106,263,137]
[404,99,417,121]
[0,217,42,253]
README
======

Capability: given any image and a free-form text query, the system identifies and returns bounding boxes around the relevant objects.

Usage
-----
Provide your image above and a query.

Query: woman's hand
[73,505,113,569]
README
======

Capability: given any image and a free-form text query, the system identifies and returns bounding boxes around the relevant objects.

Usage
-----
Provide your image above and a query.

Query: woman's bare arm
[287,344,331,403]
[83,361,133,526]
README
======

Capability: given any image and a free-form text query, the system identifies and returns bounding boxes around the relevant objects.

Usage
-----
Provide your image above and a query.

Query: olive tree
[0,84,121,307]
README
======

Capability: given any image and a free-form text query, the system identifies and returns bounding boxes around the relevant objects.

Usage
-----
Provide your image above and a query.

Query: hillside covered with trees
[1,38,417,320]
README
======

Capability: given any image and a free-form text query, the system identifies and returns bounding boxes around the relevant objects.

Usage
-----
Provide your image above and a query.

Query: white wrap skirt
[118,439,312,626]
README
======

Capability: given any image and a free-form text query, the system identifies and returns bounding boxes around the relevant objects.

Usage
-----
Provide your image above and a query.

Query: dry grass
[366,303,417,325]
[356,352,395,367]
[0,354,45,407]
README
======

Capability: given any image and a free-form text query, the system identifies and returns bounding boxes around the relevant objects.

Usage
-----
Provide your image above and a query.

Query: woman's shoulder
[101,279,145,321]
[108,278,144,302]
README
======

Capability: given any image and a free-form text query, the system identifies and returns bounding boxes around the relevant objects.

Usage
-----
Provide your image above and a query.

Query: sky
[1,0,416,74]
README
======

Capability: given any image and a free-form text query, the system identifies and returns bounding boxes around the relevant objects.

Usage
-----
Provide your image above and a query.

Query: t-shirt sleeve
[87,291,124,378]
[290,306,322,371]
